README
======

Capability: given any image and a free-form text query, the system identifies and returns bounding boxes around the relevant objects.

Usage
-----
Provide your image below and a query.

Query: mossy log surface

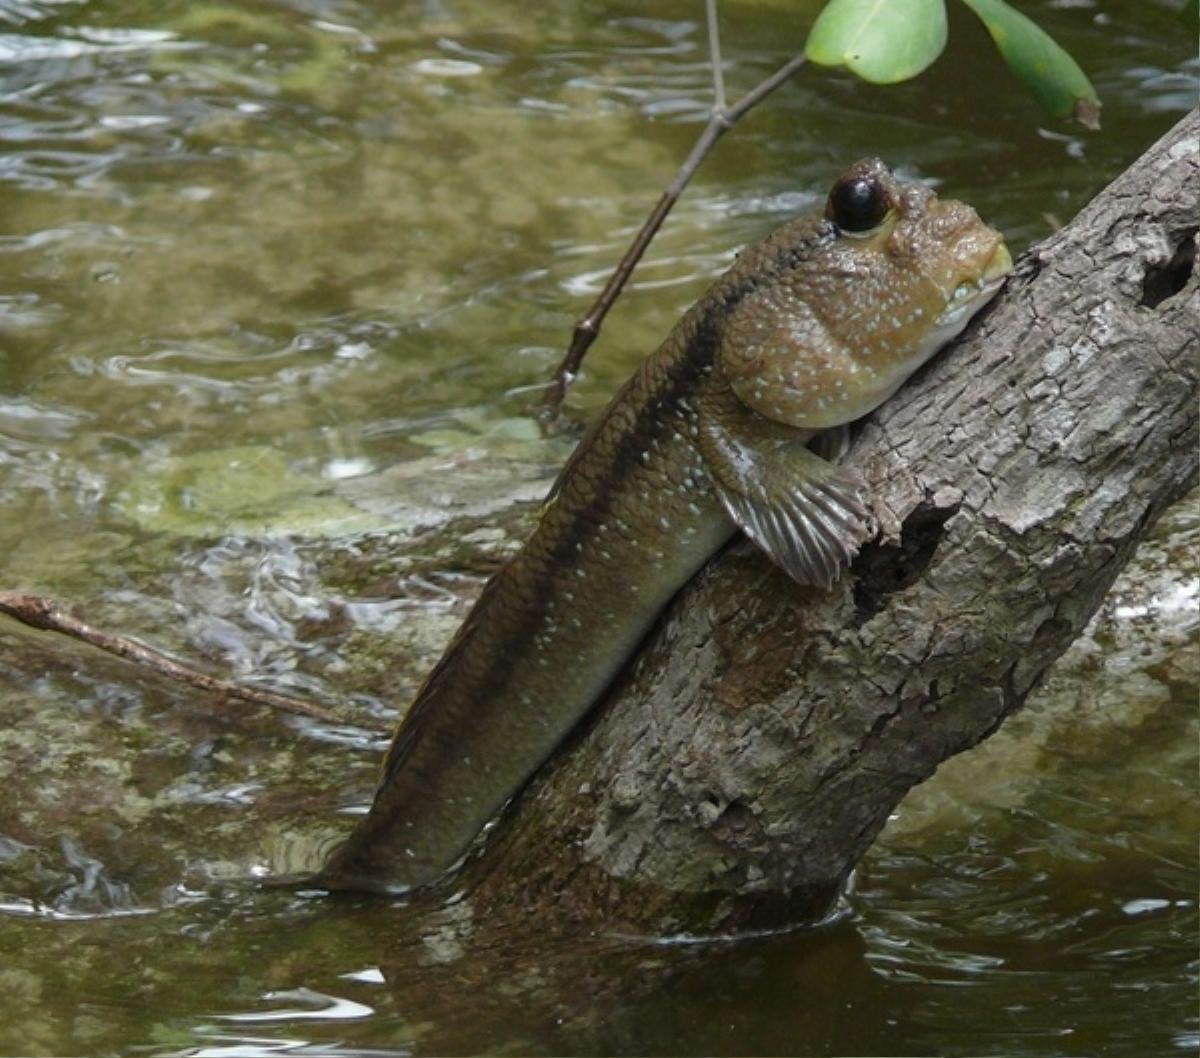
[445,109,1199,935]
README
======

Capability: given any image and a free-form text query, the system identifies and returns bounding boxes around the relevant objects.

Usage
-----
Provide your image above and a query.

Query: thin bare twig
[0,591,380,729]
[538,4,807,422]
[705,0,727,113]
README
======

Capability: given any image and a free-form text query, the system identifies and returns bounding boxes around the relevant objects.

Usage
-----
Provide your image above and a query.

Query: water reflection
[216,988,374,1024]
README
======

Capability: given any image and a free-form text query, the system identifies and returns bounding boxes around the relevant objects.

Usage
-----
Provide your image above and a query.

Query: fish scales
[320,247,777,891]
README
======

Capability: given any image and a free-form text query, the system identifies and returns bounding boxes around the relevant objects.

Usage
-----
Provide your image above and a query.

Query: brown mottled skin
[316,160,1010,893]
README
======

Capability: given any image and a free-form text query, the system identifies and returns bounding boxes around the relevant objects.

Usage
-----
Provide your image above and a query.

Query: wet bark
[457,109,1199,934]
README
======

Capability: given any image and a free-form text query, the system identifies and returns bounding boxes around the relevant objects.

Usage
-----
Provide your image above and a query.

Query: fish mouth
[935,242,1013,328]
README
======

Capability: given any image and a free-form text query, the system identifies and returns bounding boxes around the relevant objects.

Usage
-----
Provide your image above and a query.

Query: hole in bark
[1141,229,1196,308]
[852,500,961,624]
[719,799,753,829]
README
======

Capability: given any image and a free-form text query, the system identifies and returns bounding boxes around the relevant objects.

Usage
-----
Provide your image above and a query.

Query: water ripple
[215,988,373,1024]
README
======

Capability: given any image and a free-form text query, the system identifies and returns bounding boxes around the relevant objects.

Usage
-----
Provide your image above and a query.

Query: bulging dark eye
[827,174,889,234]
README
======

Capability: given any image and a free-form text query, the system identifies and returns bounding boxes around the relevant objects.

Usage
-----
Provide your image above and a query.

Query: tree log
[455,109,1198,934]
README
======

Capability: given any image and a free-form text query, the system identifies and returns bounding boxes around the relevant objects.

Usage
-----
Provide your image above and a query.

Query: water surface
[0,1,1195,1054]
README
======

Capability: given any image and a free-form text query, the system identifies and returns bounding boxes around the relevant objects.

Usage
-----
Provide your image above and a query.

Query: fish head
[719,158,1012,429]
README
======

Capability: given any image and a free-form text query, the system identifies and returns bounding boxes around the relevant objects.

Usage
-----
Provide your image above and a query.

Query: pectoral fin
[696,392,873,589]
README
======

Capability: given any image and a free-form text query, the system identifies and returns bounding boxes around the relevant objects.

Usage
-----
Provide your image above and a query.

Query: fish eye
[827,173,889,235]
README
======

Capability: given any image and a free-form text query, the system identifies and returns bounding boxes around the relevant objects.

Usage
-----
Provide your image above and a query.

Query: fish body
[317,160,1011,893]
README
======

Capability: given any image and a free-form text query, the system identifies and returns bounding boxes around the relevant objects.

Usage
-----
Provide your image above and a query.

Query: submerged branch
[0,590,378,729]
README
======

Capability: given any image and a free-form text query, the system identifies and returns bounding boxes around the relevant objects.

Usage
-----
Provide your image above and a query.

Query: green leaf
[960,0,1101,128]
[1182,0,1198,32]
[805,0,949,84]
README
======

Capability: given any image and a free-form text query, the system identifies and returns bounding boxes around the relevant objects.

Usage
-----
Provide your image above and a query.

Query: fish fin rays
[712,461,873,588]
[695,390,873,589]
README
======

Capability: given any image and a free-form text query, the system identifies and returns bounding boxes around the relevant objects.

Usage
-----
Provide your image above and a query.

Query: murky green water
[0,1,1195,1054]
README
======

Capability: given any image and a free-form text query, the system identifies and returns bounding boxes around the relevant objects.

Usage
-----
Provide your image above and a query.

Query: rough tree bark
[453,110,1198,935]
